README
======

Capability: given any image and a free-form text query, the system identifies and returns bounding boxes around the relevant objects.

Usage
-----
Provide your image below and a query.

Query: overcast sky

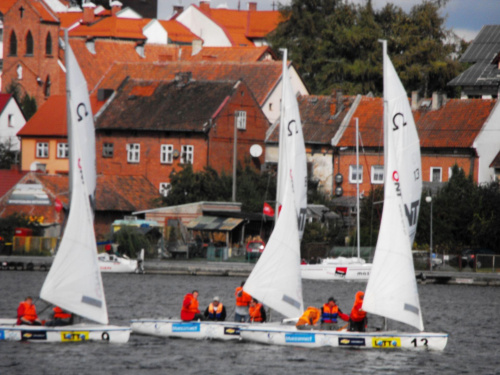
[162,0,500,41]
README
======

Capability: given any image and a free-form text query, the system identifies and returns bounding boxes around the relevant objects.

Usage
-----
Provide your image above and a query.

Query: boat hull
[98,255,138,273]
[131,319,248,341]
[0,322,130,343]
[240,326,447,351]
[301,263,371,281]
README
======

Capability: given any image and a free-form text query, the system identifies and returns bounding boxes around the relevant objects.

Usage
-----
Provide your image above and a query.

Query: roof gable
[17,95,67,137]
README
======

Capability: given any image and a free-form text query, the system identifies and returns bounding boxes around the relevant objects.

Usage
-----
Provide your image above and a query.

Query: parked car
[462,248,496,269]
[246,240,265,259]
[412,251,442,269]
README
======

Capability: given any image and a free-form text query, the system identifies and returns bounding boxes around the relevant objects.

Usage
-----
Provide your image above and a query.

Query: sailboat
[300,118,372,281]
[239,42,448,350]
[0,34,130,343]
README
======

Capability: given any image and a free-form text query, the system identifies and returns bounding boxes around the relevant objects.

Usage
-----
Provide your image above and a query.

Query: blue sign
[285,333,315,343]
[339,337,366,347]
[172,323,200,333]
[0,330,5,340]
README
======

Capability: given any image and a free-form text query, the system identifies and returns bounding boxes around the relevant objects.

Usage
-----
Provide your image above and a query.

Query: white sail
[363,41,423,331]
[244,176,304,319]
[40,42,108,325]
[276,49,308,240]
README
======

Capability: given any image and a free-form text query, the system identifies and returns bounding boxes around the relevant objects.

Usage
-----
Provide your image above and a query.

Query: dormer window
[26,31,34,56]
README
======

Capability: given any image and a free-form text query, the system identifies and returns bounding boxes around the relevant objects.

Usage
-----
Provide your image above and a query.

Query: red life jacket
[235,287,252,307]
[17,301,38,324]
[249,303,264,322]
[350,292,366,322]
[53,307,72,320]
[321,303,339,323]
[180,294,200,321]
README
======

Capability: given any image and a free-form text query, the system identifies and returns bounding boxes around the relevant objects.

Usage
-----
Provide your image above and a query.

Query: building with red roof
[0,93,26,152]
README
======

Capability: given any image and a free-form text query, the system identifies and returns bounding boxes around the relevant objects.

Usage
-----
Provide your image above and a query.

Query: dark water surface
[1,271,499,375]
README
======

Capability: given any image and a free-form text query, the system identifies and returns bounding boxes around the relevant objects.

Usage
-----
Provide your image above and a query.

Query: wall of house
[0,97,26,151]
[143,19,167,44]
[309,147,334,194]
[20,137,69,174]
[176,6,232,47]
[474,101,500,183]
[2,0,63,106]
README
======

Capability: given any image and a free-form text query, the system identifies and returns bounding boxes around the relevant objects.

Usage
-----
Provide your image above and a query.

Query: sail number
[392,112,407,131]
[411,338,428,347]
[287,120,299,136]
[76,102,89,122]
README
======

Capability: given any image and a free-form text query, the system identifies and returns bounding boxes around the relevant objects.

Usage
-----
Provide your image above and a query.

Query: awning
[186,216,244,231]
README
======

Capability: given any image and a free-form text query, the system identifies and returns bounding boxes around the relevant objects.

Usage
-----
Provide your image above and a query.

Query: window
[159,182,171,197]
[235,111,247,130]
[44,75,51,97]
[181,145,193,164]
[371,165,384,184]
[25,31,33,55]
[127,143,140,163]
[36,142,49,158]
[430,167,442,182]
[349,165,363,183]
[160,144,174,164]
[494,168,500,182]
[57,143,68,158]
[9,31,17,56]
[103,143,114,158]
[45,33,52,55]
[8,114,13,127]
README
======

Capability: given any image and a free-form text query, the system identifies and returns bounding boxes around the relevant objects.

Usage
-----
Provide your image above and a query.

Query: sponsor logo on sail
[21,331,47,341]
[372,337,401,348]
[61,331,89,342]
[338,337,366,346]
[285,333,315,343]
[335,267,347,277]
[223,327,240,336]
[172,323,200,333]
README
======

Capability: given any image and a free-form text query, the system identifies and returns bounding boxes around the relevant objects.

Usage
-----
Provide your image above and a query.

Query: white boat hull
[240,326,447,351]
[0,322,130,343]
[301,263,371,280]
[131,319,248,341]
[98,253,138,273]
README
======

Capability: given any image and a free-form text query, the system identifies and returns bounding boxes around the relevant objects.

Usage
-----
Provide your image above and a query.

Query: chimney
[191,39,202,56]
[248,2,257,11]
[199,0,210,12]
[173,5,184,15]
[431,92,440,110]
[411,91,419,110]
[110,0,123,16]
[82,2,96,24]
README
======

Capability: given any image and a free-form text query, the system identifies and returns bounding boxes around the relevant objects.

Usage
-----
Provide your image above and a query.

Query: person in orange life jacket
[248,298,266,323]
[204,296,227,321]
[234,281,252,322]
[321,297,349,330]
[296,306,321,330]
[45,306,73,327]
[181,290,204,321]
[17,296,42,325]
[349,291,367,332]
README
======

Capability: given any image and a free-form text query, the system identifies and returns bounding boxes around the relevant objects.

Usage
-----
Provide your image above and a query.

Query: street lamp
[425,195,433,271]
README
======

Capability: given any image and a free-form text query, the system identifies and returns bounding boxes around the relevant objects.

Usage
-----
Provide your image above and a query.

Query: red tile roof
[30,0,59,23]
[94,61,283,105]
[490,151,500,168]
[157,20,199,44]
[185,46,276,62]
[17,95,67,137]
[0,170,28,199]
[0,93,12,115]
[0,0,17,14]
[246,10,285,38]
[69,16,148,40]
[57,12,85,29]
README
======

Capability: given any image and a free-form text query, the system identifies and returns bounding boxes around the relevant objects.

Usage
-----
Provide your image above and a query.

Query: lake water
[1,271,499,375]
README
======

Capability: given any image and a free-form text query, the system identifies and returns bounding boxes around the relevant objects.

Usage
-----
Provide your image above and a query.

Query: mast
[355,118,360,260]
[275,48,287,220]
[65,29,73,198]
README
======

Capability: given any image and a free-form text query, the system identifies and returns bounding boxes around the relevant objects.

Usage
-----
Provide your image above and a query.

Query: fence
[12,236,59,256]
[414,253,500,273]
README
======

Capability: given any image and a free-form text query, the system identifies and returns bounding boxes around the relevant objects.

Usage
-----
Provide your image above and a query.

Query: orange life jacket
[181,293,200,321]
[53,307,72,320]
[207,303,224,320]
[296,307,321,326]
[249,303,264,322]
[18,302,37,323]
[350,292,366,322]
[235,287,252,307]
[321,303,340,323]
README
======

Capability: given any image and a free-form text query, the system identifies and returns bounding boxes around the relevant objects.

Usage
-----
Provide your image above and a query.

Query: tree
[269,0,464,97]
[0,141,17,169]
[5,80,37,120]
[0,213,43,243]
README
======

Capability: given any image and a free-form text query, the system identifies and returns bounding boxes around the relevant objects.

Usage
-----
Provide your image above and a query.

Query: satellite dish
[249,144,263,158]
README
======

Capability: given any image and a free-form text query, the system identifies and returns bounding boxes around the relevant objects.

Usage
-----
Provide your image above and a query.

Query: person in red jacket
[45,306,73,327]
[17,296,42,325]
[180,290,203,321]
[349,291,367,332]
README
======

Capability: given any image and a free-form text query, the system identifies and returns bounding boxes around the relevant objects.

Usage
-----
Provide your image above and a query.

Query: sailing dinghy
[239,42,448,350]
[0,36,130,343]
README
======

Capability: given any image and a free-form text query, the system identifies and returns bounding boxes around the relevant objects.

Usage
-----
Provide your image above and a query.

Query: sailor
[204,296,227,321]
[181,290,203,321]
[296,306,321,330]
[16,296,42,325]
[248,298,266,323]
[321,297,349,330]
[234,281,252,322]
[349,291,367,332]
[45,306,73,327]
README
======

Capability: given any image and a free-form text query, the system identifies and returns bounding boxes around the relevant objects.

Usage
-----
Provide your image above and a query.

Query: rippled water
[1,271,499,375]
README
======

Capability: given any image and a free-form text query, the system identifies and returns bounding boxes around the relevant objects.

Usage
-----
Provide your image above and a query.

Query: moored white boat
[98,252,142,273]
[300,258,371,280]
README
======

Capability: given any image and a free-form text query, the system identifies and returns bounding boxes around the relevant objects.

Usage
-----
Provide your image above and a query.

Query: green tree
[0,141,17,169]
[0,213,43,243]
[5,80,37,120]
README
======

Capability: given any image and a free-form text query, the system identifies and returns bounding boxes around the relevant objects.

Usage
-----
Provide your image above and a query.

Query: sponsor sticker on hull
[372,337,401,348]
[285,333,315,343]
[0,330,4,340]
[339,337,366,347]
[61,331,89,342]
[223,327,240,336]
[21,331,47,341]
[172,323,200,333]
[335,267,347,277]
